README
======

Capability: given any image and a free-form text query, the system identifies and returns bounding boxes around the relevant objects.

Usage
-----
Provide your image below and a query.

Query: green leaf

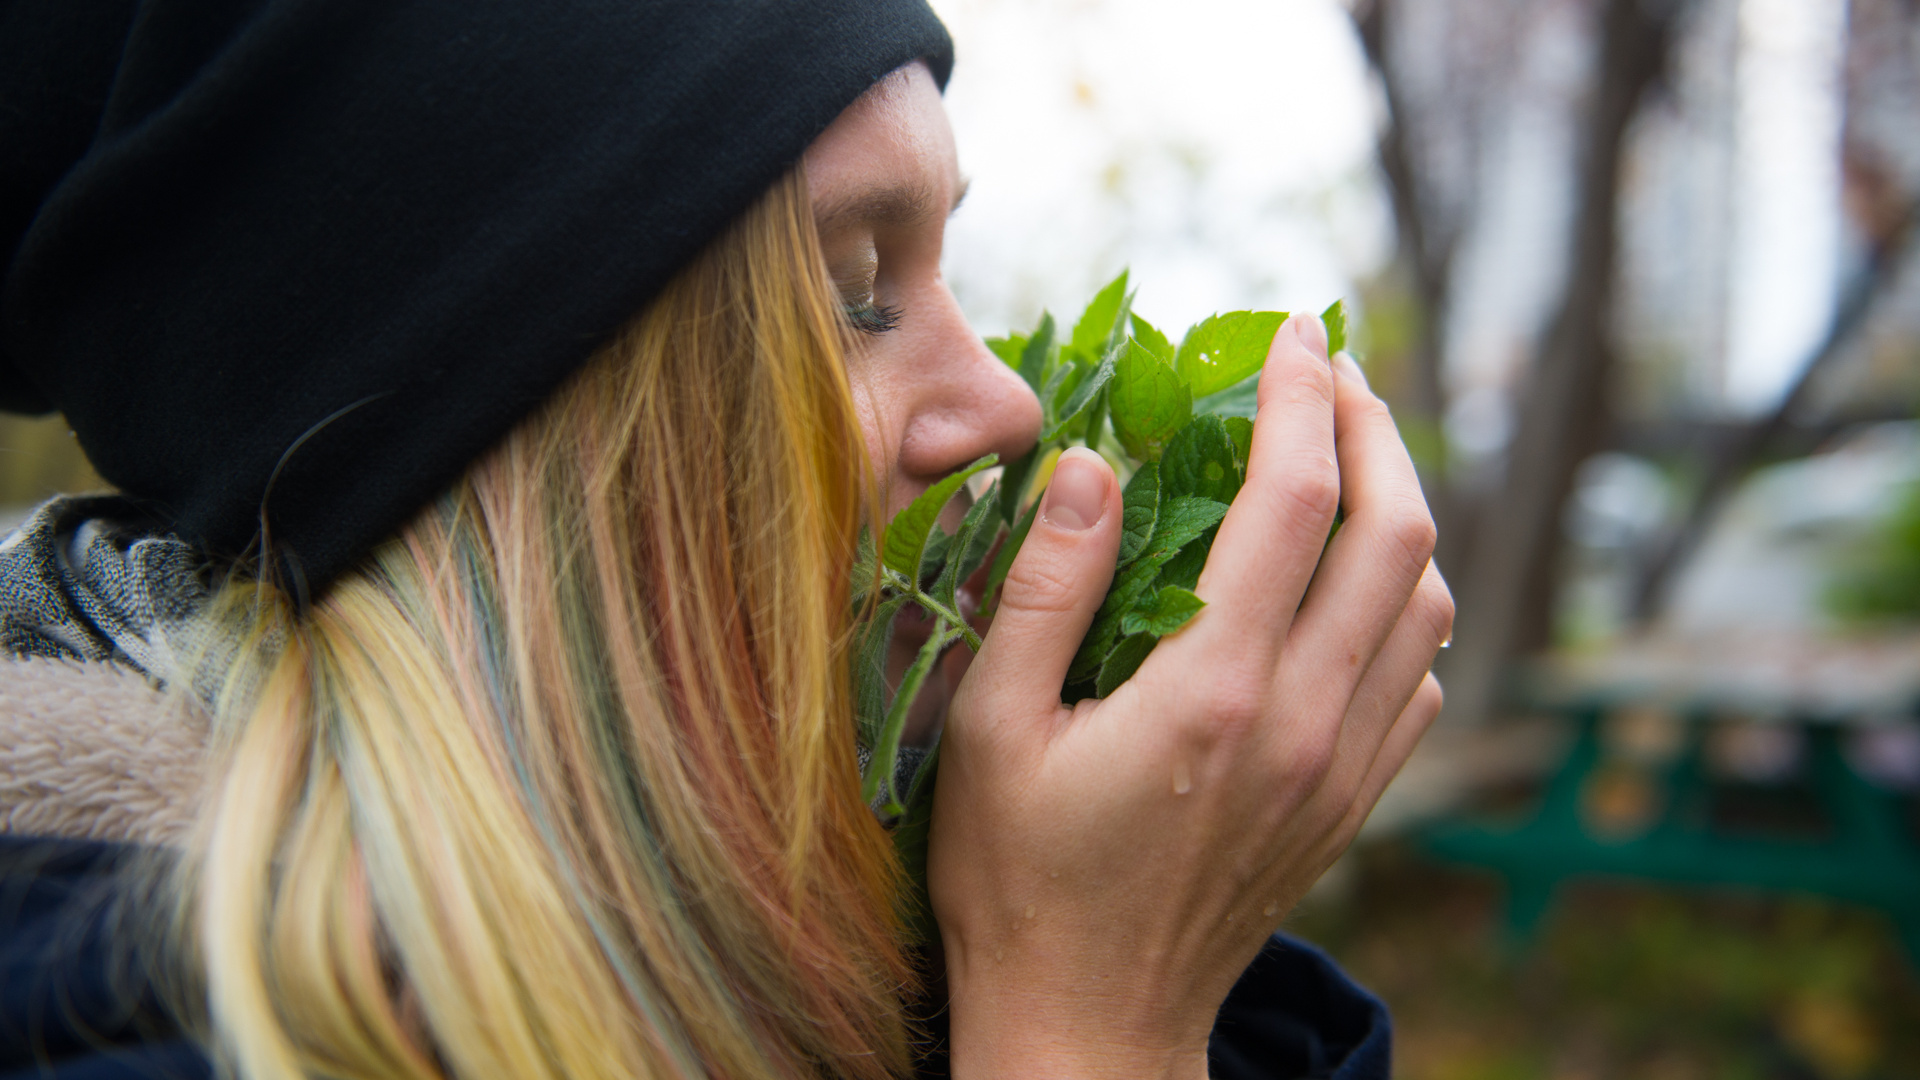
[1322,299,1347,356]
[934,480,1001,612]
[889,741,941,944]
[881,455,998,580]
[1143,496,1229,561]
[1043,350,1115,442]
[1192,377,1259,419]
[986,334,1027,370]
[1161,415,1241,504]
[919,526,952,586]
[984,497,1039,612]
[1070,270,1131,356]
[1118,461,1160,566]
[1066,555,1172,683]
[863,619,954,814]
[1224,416,1253,475]
[1019,313,1056,394]
[1151,529,1214,593]
[1108,337,1192,462]
[1095,632,1157,698]
[999,446,1039,524]
[1130,313,1175,364]
[852,595,907,748]
[1175,311,1286,399]
[1122,585,1207,637]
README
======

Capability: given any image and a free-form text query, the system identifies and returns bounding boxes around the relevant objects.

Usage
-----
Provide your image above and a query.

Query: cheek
[846,350,909,505]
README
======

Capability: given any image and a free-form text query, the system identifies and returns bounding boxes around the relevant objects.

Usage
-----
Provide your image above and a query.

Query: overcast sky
[928,0,1847,417]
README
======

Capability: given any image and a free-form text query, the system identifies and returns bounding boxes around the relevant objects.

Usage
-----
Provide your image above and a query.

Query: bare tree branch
[1629,195,1920,621]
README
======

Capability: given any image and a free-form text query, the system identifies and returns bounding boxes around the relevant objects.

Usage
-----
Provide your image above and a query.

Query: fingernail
[1290,313,1328,362]
[1334,350,1369,388]
[1042,449,1108,531]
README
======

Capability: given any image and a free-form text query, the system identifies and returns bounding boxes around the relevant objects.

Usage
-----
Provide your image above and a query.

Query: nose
[893,280,1043,488]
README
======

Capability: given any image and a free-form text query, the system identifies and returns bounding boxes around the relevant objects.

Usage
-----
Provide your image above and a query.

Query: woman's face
[805,63,1041,741]
[804,64,1042,519]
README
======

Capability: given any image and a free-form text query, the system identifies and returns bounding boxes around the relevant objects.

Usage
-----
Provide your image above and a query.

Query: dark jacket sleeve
[1207,934,1391,1080]
[0,837,211,1080]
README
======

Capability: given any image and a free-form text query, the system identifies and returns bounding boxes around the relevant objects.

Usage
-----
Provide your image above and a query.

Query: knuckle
[1282,728,1337,791]
[1381,497,1438,567]
[1000,553,1081,618]
[1201,678,1269,731]
[1277,459,1341,526]
[1412,578,1456,647]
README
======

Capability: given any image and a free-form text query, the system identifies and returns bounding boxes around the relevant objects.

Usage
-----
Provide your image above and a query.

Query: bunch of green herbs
[852,271,1346,933]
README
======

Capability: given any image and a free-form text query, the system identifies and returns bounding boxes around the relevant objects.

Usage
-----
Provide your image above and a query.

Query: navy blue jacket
[1,836,1389,1079]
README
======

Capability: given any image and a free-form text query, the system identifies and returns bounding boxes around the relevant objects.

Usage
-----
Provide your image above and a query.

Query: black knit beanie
[0,0,952,592]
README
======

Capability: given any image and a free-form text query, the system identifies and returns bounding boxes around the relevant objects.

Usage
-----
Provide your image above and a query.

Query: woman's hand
[931,313,1453,1080]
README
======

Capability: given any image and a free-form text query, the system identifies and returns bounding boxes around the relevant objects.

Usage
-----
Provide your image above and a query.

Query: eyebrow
[815,174,971,234]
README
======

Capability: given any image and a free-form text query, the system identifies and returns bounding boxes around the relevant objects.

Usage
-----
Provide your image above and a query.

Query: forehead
[803,63,962,230]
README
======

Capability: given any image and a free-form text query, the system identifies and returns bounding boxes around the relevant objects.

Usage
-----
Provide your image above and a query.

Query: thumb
[964,447,1121,722]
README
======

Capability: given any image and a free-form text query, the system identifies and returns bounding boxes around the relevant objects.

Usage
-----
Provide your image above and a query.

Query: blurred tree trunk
[1352,0,1462,564]
[1439,0,1691,726]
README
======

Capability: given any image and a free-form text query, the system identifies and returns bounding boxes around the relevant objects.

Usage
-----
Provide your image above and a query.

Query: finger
[1182,314,1339,659]
[1321,560,1454,788]
[1281,350,1437,710]
[1329,672,1444,852]
[960,448,1121,727]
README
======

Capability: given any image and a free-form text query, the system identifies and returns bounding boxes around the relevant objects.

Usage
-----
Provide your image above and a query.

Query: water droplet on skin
[993,946,1005,962]
[1172,760,1193,795]
[1024,905,1036,920]
[1049,870,1060,879]
[1264,902,1279,918]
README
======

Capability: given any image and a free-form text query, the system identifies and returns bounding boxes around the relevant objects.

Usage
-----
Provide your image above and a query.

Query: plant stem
[883,569,984,651]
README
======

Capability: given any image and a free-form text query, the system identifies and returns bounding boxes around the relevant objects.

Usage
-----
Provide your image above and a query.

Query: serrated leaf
[933,481,1001,611]
[1130,313,1175,364]
[1065,498,1222,684]
[1143,496,1229,561]
[881,455,998,580]
[1109,337,1192,462]
[984,497,1038,612]
[919,526,952,586]
[1118,461,1160,566]
[1040,360,1078,428]
[863,619,953,814]
[1225,416,1253,475]
[1122,585,1207,637]
[890,741,941,943]
[852,595,907,748]
[1322,299,1347,356]
[1152,527,1215,593]
[1043,350,1115,442]
[1161,415,1241,504]
[1067,555,1172,683]
[1095,632,1157,698]
[1020,313,1055,394]
[999,446,1040,524]
[986,334,1027,370]
[1070,270,1131,355]
[1175,311,1286,399]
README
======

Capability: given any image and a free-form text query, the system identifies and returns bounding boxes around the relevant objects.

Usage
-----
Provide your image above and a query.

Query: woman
[0,2,1451,1078]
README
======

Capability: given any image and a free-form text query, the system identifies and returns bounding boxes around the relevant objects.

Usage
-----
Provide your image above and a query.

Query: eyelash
[844,299,903,336]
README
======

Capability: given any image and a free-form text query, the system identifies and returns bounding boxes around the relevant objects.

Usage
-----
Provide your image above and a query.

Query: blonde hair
[168,168,912,1079]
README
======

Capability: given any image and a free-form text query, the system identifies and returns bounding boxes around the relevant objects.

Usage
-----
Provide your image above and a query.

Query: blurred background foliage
[0,413,104,516]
